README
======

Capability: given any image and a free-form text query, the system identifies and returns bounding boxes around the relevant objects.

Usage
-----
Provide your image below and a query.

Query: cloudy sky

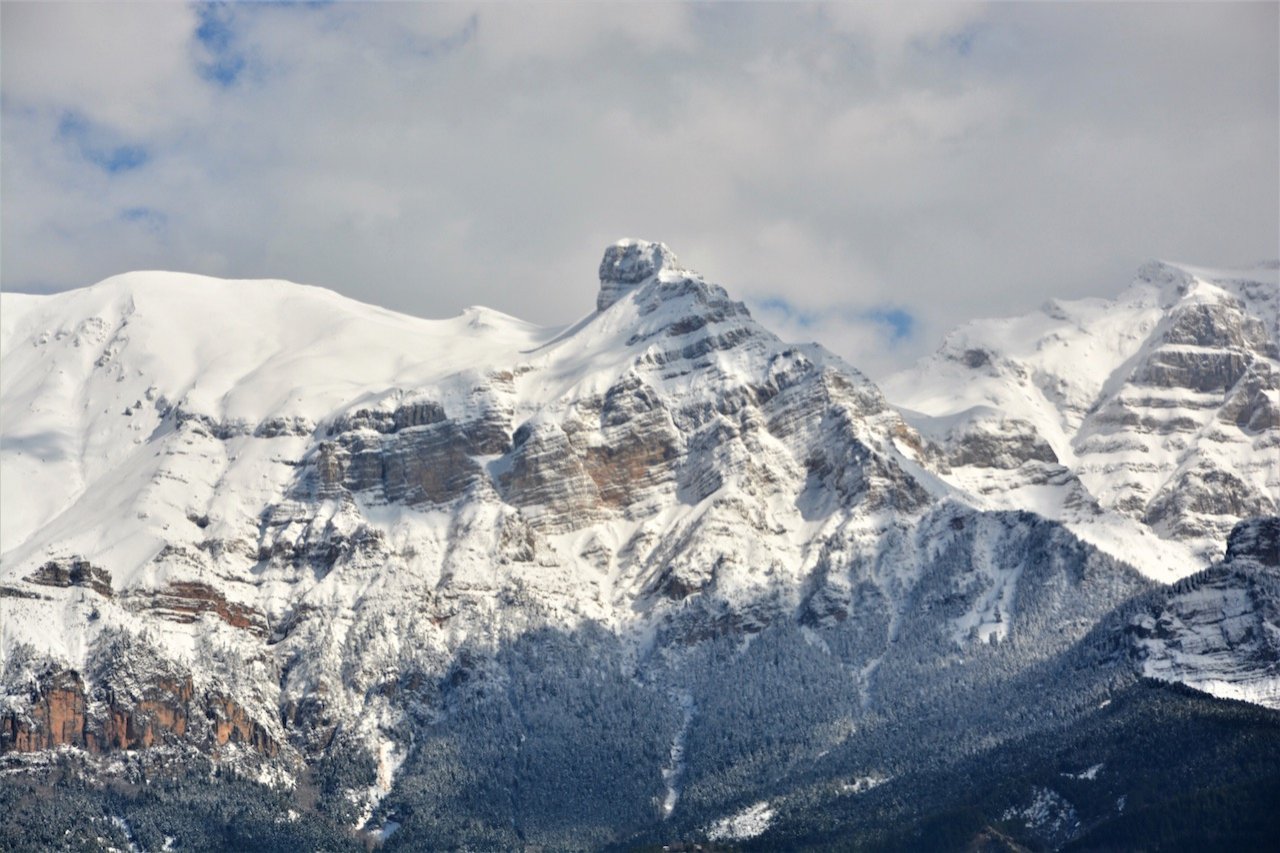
[3,2,1276,379]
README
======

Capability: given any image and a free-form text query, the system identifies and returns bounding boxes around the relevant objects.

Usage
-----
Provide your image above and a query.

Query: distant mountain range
[2,241,1277,850]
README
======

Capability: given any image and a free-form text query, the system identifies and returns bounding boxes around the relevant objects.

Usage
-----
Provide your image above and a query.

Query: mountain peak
[1225,517,1280,568]
[886,259,1279,573]
[597,238,684,311]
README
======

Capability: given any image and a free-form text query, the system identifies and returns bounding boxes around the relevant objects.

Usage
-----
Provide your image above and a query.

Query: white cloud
[1,2,206,133]
[822,1,988,67]
[472,2,696,64]
[1,2,1275,381]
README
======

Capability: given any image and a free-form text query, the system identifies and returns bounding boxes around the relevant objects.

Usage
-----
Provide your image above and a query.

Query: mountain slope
[1129,517,1280,709]
[884,260,1280,571]
[3,242,952,835]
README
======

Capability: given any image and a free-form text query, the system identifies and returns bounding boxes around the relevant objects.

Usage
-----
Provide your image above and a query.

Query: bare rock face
[306,386,513,507]
[503,421,605,531]
[1220,364,1280,433]
[25,559,112,597]
[1129,517,1280,709]
[597,239,681,311]
[0,669,86,752]
[0,663,277,757]
[1143,466,1277,542]
[945,417,1059,470]
[1133,348,1252,393]
[1225,517,1280,567]
[341,422,484,505]
[134,580,270,637]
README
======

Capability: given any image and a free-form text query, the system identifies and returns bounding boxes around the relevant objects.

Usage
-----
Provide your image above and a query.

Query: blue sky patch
[57,112,150,174]
[756,296,915,342]
[120,206,168,234]
[946,26,981,58]
[195,3,247,87]
[757,296,813,327]
[864,307,915,341]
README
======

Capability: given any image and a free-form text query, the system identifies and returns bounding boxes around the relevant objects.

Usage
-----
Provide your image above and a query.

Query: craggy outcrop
[25,559,112,598]
[1,667,277,757]
[1129,517,1280,709]
[597,239,682,311]
[133,581,269,637]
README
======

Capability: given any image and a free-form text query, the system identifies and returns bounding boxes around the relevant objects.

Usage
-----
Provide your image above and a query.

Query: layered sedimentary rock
[597,239,683,311]
[886,260,1280,569]
[1130,517,1280,709]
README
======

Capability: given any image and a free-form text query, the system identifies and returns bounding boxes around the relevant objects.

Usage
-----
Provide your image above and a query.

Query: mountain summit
[886,259,1280,571]
[597,238,685,310]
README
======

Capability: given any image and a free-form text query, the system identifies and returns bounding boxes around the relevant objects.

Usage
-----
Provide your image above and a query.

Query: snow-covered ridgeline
[885,260,1279,571]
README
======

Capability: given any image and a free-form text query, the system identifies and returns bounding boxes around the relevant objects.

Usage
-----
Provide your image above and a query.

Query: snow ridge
[885,259,1279,576]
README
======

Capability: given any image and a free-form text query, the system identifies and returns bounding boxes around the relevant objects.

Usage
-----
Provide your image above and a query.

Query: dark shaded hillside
[734,681,1280,852]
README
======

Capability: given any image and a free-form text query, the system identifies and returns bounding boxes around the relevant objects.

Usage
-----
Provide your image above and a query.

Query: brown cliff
[0,667,276,758]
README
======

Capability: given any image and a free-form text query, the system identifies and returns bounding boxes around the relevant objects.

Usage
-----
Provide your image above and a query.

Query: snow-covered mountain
[884,260,1279,571]
[1,241,928,751]
[1,242,1277,850]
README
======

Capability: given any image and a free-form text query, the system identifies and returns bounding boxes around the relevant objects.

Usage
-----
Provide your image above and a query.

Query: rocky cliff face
[1,639,276,757]
[597,238,684,311]
[885,260,1279,571]
[1128,517,1280,709]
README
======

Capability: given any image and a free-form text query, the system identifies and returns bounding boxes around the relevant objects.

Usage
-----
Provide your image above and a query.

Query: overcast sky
[2,2,1276,379]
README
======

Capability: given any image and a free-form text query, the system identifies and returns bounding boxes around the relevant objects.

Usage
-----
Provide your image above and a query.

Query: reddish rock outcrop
[0,667,276,758]
[0,670,87,751]
[207,695,279,757]
[140,581,269,637]
[90,677,195,752]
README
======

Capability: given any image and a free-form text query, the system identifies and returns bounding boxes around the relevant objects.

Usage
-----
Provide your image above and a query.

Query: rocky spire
[597,239,682,311]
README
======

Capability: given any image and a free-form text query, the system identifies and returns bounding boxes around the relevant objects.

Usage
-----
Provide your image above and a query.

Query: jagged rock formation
[886,260,1280,570]
[1129,517,1280,708]
[597,238,684,311]
[1,634,277,756]
[24,558,113,598]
